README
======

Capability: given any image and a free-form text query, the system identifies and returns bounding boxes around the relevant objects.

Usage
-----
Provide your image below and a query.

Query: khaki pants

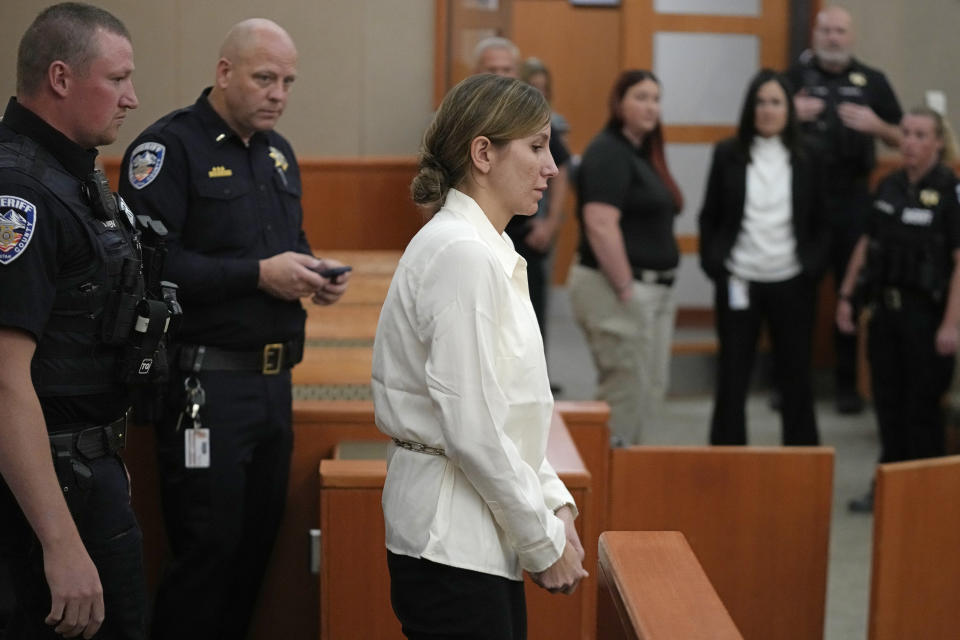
[569,264,675,445]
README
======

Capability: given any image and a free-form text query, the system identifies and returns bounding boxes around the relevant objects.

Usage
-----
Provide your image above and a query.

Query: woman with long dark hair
[568,69,684,446]
[699,68,829,445]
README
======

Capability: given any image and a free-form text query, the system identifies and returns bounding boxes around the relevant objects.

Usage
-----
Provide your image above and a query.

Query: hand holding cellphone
[314,265,352,280]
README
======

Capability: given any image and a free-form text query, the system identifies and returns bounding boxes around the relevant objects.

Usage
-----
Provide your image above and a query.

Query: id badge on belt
[728,276,750,310]
[179,375,210,468]
[185,427,211,468]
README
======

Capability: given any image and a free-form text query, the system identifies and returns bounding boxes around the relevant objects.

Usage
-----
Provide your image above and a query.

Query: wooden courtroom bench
[597,531,742,640]
[318,413,595,640]
[868,455,960,640]
[608,446,834,640]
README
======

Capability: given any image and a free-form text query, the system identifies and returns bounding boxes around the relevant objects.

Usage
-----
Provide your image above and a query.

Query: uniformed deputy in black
[0,97,147,638]
[856,164,960,463]
[786,20,903,412]
[119,89,305,640]
[118,19,349,639]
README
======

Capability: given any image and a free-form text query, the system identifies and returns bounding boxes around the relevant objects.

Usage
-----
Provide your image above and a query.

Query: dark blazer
[698,137,830,281]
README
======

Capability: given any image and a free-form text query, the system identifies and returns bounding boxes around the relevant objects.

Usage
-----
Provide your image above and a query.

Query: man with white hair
[786,5,903,419]
[120,18,349,638]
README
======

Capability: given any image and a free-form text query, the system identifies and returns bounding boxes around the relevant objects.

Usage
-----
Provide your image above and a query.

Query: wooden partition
[597,531,742,640]
[319,415,594,639]
[608,447,834,640]
[868,455,960,640]
[128,399,608,640]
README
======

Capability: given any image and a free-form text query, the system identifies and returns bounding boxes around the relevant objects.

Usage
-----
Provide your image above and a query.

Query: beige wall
[828,1,960,139]
[2,0,435,158]
[6,1,960,159]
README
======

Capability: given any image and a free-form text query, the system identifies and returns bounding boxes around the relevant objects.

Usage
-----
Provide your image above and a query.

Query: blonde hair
[411,74,551,213]
[907,105,958,164]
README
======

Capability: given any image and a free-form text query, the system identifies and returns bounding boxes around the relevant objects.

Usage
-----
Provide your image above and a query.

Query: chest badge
[920,189,940,206]
[0,196,36,265]
[128,142,166,190]
[208,166,233,178]
[849,71,867,87]
[269,146,288,172]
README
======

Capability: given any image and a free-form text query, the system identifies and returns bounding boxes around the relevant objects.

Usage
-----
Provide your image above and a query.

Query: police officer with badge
[837,106,960,512]
[119,18,349,640]
[786,5,903,414]
[0,3,176,639]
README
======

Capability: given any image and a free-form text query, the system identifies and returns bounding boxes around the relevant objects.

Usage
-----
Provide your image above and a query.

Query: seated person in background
[372,73,587,640]
[699,69,829,446]
[837,106,960,512]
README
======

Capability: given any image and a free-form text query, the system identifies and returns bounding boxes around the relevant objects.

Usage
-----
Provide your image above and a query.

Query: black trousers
[387,552,526,640]
[868,303,954,463]
[710,274,820,445]
[515,239,549,347]
[150,369,293,640]
[826,188,871,397]
[0,454,146,639]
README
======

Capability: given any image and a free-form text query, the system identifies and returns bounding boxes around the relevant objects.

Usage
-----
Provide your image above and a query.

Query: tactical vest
[867,180,950,304]
[0,137,141,396]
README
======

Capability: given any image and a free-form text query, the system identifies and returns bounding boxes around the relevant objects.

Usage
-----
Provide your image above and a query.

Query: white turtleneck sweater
[725,135,801,282]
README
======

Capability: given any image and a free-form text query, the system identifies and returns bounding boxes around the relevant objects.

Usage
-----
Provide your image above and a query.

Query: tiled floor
[547,286,879,640]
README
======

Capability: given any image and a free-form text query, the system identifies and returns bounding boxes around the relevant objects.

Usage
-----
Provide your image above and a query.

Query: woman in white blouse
[371,74,588,639]
[698,69,829,445]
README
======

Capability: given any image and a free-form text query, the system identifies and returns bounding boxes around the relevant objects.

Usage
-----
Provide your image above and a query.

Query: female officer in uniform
[568,70,684,447]
[837,106,960,511]
[372,74,587,639]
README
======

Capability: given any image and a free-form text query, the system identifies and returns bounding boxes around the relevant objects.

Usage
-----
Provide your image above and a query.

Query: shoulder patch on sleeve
[0,195,37,265]
[128,141,166,189]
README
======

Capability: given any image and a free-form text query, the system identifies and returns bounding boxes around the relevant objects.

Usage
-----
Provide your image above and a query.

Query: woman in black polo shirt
[568,69,683,447]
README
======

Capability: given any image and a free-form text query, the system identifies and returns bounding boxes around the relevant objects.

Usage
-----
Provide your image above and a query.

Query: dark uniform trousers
[710,274,820,446]
[150,369,293,639]
[0,456,146,639]
[868,299,954,463]
[826,184,872,397]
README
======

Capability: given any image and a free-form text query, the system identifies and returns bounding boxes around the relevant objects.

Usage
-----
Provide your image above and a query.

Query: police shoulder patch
[128,141,166,190]
[0,195,37,265]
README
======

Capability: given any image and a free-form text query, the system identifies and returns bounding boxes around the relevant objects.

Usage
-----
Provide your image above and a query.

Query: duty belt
[49,411,129,460]
[178,339,304,375]
[879,287,933,311]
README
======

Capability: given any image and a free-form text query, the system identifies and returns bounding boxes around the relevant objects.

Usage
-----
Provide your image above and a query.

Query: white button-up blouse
[371,188,576,581]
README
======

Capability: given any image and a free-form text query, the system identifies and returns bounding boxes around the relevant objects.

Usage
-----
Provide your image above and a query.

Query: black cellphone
[315,265,352,279]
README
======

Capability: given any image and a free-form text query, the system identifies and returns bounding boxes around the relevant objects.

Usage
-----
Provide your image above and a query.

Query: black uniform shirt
[867,163,960,288]
[0,98,127,426]
[120,89,312,349]
[786,52,902,192]
[576,127,679,272]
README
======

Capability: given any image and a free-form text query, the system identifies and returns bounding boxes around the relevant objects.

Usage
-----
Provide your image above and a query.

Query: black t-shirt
[786,53,903,191]
[119,89,312,349]
[576,127,679,272]
[0,98,127,427]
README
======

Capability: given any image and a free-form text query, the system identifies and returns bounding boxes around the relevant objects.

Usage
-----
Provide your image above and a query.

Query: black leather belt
[632,268,676,286]
[49,413,128,460]
[178,339,304,375]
